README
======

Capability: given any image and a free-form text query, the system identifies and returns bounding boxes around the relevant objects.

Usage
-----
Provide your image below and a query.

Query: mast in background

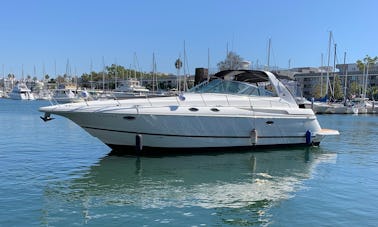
[325,31,332,98]
[343,52,348,102]
[207,48,210,81]
[320,53,324,97]
[332,43,337,98]
[267,38,271,71]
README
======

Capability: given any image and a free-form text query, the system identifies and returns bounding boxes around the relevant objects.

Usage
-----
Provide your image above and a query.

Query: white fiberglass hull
[40,98,335,152]
[9,92,35,100]
[83,114,322,149]
[39,70,339,153]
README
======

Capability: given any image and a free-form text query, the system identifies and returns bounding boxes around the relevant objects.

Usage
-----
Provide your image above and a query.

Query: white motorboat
[51,88,84,104]
[8,82,35,100]
[32,81,52,100]
[0,90,6,98]
[350,97,370,114]
[40,70,339,153]
[311,102,333,114]
[112,78,150,99]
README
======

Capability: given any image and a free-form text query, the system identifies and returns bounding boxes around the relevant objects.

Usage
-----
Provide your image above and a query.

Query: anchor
[40,113,55,122]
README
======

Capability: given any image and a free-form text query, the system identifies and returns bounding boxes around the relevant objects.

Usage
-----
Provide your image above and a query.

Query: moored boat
[8,82,35,100]
[40,70,339,154]
[112,78,150,99]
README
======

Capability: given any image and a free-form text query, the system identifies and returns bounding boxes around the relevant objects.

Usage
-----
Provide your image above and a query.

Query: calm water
[1,99,378,226]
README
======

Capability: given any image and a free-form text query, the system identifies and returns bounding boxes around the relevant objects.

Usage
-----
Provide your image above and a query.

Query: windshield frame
[189,78,276,97]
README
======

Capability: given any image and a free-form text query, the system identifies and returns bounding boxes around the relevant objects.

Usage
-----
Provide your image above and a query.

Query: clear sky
[1,0,377,79]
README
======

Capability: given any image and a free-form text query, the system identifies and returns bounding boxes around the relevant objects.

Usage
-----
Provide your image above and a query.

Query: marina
[1,1,378,226]
[0,98,377,226]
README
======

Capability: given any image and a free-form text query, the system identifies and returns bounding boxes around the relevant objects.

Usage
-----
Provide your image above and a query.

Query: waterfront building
[277,64,378,100]
[276,67,331,99]
[336,63,378,89]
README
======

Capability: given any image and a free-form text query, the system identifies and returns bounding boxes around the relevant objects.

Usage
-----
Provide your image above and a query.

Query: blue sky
[1,0,377,79]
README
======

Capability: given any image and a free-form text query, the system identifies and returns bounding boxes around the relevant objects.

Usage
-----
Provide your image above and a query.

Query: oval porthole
[189,107,199,112]
[266,121,274,125]
[210,108,220,112]
[123,116,136,120]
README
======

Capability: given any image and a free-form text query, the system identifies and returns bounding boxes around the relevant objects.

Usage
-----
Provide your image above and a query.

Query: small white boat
[372,101,378,113]
[40,70,339,153]
[35,90,52,100]
[350,97,370,114]
[8,83,35,100]
[32,81,52,100]
[112,78,150,99]
[312,102,333,114]
[0,90,7,98]
[51,88,84,104]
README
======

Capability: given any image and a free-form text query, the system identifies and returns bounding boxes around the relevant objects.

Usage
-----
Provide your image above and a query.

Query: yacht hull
[53,108,325,152]
[39,70,339,154]
[9,92,35,100]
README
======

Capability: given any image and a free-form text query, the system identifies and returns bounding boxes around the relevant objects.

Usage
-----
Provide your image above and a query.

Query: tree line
[5,53,378,99]
[4,64,171,90]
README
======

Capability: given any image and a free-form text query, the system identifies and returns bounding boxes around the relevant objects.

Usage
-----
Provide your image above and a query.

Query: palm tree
[356,55,378,98]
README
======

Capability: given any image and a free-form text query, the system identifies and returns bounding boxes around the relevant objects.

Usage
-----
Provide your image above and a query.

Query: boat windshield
[189,79,275,97]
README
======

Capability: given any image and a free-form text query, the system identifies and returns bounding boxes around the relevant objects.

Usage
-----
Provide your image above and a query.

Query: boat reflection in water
[41,148,336,225]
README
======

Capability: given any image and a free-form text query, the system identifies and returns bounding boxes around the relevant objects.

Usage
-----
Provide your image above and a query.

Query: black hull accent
[107,142,320,157]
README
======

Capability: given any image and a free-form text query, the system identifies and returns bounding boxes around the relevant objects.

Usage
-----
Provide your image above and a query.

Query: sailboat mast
[90,59,93,90]
[332,43,337,98]
[152,52,156,93]
[320,53,324,97]
[207,48,210,81]
[343,52,348,101]
[325,31,332,98]
[133,52,140,81]
[66,59,70,87]
[183,41,187,92]
[102,56,105,91]
[42,63,45,81]
[361,64,365,96]
[267,38,271,71]
[114,59,118,90]
[33,65,36,79]
[226,42,229,57]
[74,67,78,92]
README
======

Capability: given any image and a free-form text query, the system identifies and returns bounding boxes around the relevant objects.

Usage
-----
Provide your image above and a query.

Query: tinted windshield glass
[189,79,275,96]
